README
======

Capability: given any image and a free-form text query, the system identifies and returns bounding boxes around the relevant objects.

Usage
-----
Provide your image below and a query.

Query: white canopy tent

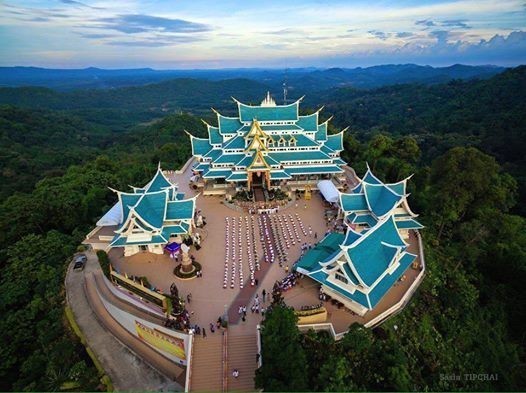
[317,180,339,203]
[96,202,122,226]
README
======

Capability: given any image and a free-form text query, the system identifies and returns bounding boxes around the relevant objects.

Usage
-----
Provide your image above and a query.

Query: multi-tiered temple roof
[187,93,348,183]
[297,216,417,311]
[339,165,423,230]
[97,164,196,249]
[296,166,423,314]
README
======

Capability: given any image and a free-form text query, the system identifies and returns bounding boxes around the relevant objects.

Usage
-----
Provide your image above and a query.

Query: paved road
[65,250,180,391]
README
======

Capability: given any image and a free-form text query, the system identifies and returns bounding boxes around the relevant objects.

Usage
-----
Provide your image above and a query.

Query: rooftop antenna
[283,81,288,105]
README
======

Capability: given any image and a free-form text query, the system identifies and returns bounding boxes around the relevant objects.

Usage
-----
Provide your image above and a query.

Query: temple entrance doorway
[252,172,264,186]
[247,170,270,191]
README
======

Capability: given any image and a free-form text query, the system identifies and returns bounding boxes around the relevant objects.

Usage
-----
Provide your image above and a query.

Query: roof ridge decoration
[245,119,270,139]
[321,115,334,125]
[261,91,276,107]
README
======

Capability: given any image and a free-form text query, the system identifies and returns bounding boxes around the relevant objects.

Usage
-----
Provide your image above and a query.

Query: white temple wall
[124,245,140,256]
[322,285,369,316]
[148,244,164,254]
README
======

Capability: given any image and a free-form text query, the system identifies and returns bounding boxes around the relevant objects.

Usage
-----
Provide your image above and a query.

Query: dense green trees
[255,304,308,391]
[0,232,99,391]
[0,113,205,391]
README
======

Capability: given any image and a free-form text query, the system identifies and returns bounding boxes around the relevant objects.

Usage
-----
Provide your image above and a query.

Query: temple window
[335,273,349,284]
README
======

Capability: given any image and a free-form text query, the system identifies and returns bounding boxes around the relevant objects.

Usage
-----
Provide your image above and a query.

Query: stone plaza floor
[110,160,423,335]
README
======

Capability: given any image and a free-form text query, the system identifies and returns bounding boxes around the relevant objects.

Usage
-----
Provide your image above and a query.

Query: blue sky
[1,0,525,68]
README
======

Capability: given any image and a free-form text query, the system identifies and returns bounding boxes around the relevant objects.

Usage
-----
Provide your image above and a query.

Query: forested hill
[0,78,267,114]
[0,64,505,91]
[0,65,525,391]
[317,66,526,214]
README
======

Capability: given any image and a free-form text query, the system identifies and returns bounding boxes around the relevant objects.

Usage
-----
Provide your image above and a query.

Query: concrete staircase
[190,333,223,392]
[227,333,258,392]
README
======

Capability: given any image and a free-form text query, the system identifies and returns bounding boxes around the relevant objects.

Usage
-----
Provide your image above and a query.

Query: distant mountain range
[0,64,506,91]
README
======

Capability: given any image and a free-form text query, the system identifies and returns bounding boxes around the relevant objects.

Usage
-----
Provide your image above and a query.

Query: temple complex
[186,93,348,194]
[80,94,426,391]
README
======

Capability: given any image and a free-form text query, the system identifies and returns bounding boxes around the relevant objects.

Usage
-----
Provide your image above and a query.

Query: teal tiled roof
[270,170,292,180]
[395,218,424,230]
[191,137,213,156]
[226,172,248,182]
[316,123,327,141]
[235,154,253,168]
[295,233,344,273]
[326,132,344,151]
[363,183,403,218]
[194,162,210,172]
[223,135,246,150]
[306,217,416,309]
[238,101,298,122]
[260,124,302,131]
[295,134,320,147]
[268,150,331,162]
[134,191,168,229]
[218,114,242,134]
[340,193,369,212]
[367,252,415,307]
[166,199,195,220]
[347,212,378,227]
[345,216,407,287]
[342,228,362,246]
[120,193,142,224]
[264,154,279,166]
[161,223,190,239]
[353,168,407,196]
[320,145,335,155]
[208,126,222,144]
[285,165,343,175]
[204,149,222,161]
[213,153,246,164]
[296,113,318,131]
[203,169,232,179]
[144,169,172,193]
[111,234,167,247]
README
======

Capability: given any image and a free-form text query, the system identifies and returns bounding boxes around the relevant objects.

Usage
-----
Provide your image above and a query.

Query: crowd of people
[224,216,260,289]
[300,302,324,311]
[274,272,301,293]
[191,317,224,338]
[258,213,310,268]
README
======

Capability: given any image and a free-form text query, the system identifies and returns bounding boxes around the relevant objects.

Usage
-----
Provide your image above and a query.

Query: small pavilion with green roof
[186,93,348,193]
[96,164,197,256]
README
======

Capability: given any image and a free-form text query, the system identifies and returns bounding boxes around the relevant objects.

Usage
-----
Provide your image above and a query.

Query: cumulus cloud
[316,30,526,67]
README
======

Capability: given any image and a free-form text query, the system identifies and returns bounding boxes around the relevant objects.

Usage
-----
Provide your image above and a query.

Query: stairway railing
[221,330,228,393]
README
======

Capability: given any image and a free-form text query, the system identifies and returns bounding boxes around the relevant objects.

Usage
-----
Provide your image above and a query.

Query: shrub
[96,250,110,278]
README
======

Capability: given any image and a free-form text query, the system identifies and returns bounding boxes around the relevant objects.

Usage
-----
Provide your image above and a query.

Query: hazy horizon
[0,63,514,71]
[1,0,525,69]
